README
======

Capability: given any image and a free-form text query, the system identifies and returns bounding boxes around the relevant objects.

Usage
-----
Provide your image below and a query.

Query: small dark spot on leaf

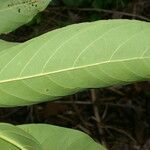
[18,8,21,13]
[46,89,49,92]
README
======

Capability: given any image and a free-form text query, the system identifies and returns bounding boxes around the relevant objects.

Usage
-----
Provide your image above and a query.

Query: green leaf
[0,20,149,107]
[0,123,42,150]
[0,0,51,34]
[19,124,105,150]
[0,123,105,150]
[0,40,18,52]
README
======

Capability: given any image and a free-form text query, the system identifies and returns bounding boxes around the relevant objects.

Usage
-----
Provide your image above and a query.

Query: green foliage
[0,20,149,107]
[0,0,51,34]
[0,1,149,150]
[0,123,105,150]
[0,40,18,51]
[0,1,106,149]
[0,123,42,150]
[20,124,105,150]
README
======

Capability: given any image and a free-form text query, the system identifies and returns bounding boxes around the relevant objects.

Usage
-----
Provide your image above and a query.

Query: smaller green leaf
[0,123,42,150]
[0,0,52,34]
[19,124,106,150]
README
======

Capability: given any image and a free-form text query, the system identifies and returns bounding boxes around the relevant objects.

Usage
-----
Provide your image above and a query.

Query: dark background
[0,0,150,150]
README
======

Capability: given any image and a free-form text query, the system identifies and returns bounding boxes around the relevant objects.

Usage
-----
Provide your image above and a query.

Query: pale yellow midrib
[0,135,25,150]
[0,129,41,150]
[0,57,149,84]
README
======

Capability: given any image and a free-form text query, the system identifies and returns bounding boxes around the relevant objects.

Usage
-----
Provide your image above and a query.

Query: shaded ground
[0,1,150,150]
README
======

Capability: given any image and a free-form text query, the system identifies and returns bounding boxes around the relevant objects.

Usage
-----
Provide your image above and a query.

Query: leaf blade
[0,20,149,106]
[0,123,42,150]
[19,124,106,150]
[0,0,51,34]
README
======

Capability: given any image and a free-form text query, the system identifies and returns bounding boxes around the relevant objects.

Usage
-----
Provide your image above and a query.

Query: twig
[76,124,91,135]
[70,96,91,127]
[108,87,125,96]
[53,100,92,105]
[101,125,138,144]
[0,108,22,118]
[26,106,34,122]
[91,89,106,146]
[49,7,150,22]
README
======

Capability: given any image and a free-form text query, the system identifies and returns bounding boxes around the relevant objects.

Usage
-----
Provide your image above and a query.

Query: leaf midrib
[0,136,21,150]
[0,57,149,84]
